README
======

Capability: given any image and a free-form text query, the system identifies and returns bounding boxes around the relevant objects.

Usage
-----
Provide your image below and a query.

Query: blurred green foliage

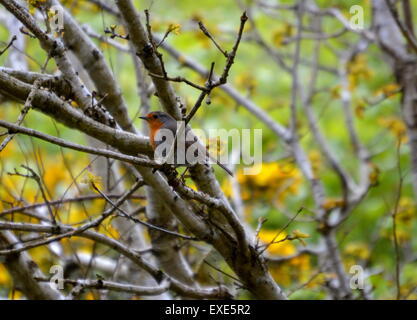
[1,0,417,299]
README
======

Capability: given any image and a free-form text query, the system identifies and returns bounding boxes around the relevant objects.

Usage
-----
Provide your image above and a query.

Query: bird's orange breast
[148,120,165,149]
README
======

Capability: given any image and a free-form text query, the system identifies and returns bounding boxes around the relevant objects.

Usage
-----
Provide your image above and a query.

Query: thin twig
[217,11,248,85]
[144,9,167,78]
[287,270,322,297]
[254,217,267,249]
[9,165,57,225]
[0,35,17,55]
[173,181,247,248]
[0,193,145,217]
[35,276,170,296]
[186,12,247,124]
[259,207,303,255]
[0,120,160,169]
[148,72,207,91]
[203,259,245,287]
[402,0,415,37]
[92,183,198,241]
[385,0,417,54]
[0,78,41,153]
[0,179,144,255]
[198,21,228,57]
[0,219,231,298]
[156,24,177,48]
[104,26,129,40]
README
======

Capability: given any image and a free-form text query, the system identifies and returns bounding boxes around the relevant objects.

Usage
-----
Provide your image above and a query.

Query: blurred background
[0,0,416,300]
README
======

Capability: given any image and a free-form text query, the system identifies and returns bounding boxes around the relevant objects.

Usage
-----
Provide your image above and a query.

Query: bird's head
[140,111,177,129]
[139,111,175,126]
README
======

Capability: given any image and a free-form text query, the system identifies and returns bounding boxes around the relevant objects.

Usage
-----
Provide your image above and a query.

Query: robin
[139,111,233,176]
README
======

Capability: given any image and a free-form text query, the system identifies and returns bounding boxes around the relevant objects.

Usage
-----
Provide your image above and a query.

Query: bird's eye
[153,115,158,119]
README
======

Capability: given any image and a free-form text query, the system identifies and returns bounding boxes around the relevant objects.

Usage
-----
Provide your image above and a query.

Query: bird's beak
[139,116,148,121]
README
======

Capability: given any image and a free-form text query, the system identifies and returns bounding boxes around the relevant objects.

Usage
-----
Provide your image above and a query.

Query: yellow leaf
[29,0,46,7]
[235,72,257,94]
[47,8,57,18]
[330,85,341,99]
[355,99,366,118]
[85,291,95,300]
[292,229,310,239]
[378,117,408,142]
[258,230,296,256]
[43,157,70,195]
[397,197,415,225]
[368,163,380,186]
[309,150,322,175]
[0,139,15,158]
[344,242,370,260]
[0,264,10,285]
[81,170,103,193]
[322,198,345,211]
[347,54,373,90]
[271,23,293,47]
[8,289,23,300]
[291,229,310,246]
[178,55,186,65]
[168,23,181,35]
[376,83,401,98]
